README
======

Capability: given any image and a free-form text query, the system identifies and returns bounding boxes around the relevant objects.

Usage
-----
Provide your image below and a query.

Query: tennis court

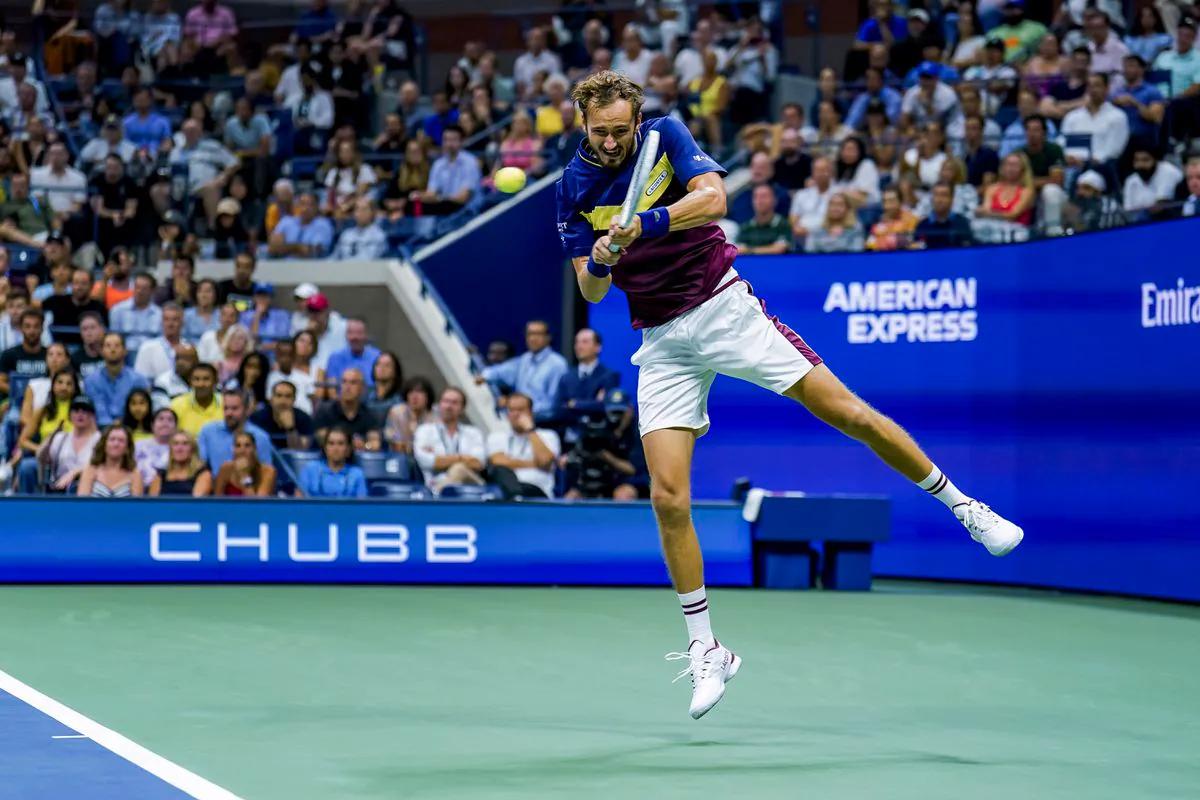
[2,582,1196,800]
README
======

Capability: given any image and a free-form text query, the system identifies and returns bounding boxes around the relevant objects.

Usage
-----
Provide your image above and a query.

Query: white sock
[917,465,971,509]
[678,587,714,647]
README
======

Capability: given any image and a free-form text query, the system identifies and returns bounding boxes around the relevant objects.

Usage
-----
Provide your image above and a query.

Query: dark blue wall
[592,220,1200,601]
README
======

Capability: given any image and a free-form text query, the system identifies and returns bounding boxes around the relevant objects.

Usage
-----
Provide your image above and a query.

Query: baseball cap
[102,114,120,129]
[45,232,67,246]
[1077,170,1106,192]
[253,282,275,296]
[70,395,96,414]
[917,61,940,79]
[293,282,319,300]
[216,197,241,217]
[306,293,330,312]
[906,8,930,22]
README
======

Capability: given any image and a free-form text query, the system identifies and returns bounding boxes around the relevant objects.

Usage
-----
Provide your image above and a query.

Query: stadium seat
[438,484,504,501]
[367,481,429,499]
[356,452,414,483]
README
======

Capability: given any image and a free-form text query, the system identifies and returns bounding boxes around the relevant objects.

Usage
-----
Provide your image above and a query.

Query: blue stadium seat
[356,452,413,483]
[438,484,503,501]
[368,481,429,499]
[280,449,322,482]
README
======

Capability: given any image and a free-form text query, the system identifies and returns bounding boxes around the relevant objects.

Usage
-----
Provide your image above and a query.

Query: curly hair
[570,70,644,121]
[91,425,137,471]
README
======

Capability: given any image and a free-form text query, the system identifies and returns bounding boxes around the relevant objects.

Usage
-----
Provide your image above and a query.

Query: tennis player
[556,72,1023,720]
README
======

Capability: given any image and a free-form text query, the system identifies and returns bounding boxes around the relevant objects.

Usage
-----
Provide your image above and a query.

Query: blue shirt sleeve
[555,171,595,259]
[856,19,879,42]
[481,355,520,388]
[350,467,367,498]
[654,115,725,186]
[299,462,318,496]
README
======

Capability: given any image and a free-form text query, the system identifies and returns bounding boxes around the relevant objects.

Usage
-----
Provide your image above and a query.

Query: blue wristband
[637,208,671,239]
[586,256,611,278]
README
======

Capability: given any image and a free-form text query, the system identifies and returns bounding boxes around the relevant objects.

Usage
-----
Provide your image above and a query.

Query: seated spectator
[486,391,559,499]
[1151,22,1200,147]
[169,119,240,228]
[973,153,1036,242]
[217,324,253,384]
[197,303,239,364]
[497,111,544,176]
[963,41,1019,116]
[1123,147,1184,217]
[555,328,619,410]
[286,65,335,156]
[72,313,107,380]
[1064,169,1126,231]
[366,351,403,419]
[0,308,48,418]
[846,68,902,131]
[12,342,69,432]
[153,343,197,403]
[171,362,223,436]
[947,85,1003,150]
[235,351,271,409]
[789,156,835,242]
[7,366,78,492]
[613,24,654,86]
[90,247,135,311]
[812,100,853,160]
[333,198,388,260]
[268,193,335,258]
[133,302,184,380]
[1124,7,1173,66]
[267,336,316,414]
[217,252,257,311]
[109,272,162,353]
[1110,55,1166,150]
[149,430,212,496]
[264,179,295,237]
[948,6,988,71]
[382,139,430,220]
[155,255,198,308]
[30,237,74,306]
[1000,87,1058,157]
[772,128,812,191]
[1080,9,1128,78]
[134,406,178,486]
[0,173,53,248]
[79,116,137,174]
[730,152,791,223]
[686,50,729,149]
[1020,114,1067,215]
[915,182,975,249]
[852,0,907,53]
[899,121,948,192]
[1040,47,1092,121]
[324,318,381,387]
[888,8,935,78]
[223,95,273,176]
[30,395,100,493]
[989,0,1049,63]
[535,74,572,139]
[214,430,276,496]
[420,91,460,147]
[414,386,486,492]
[197,387,271,475]
[30,143,87,237]
[833,136,881,207]
[900,65,961,130]
[913,158,980,219]
[1023,32,1065,82]
[1060,74,1129,170]
[181,279,217,343]
[121,388,154,443]
[514,26,562,99]
[304,293,347,370]
[239,284,290,352]
[372,112,408,159]
[297,426,366,498]
[805,193,865,253]
[725,16,778,127]
[866,187,919,251]
[289,284,318,335]
[322,140,377,220]
[478,319,568,417]
[736,184,794,254]
[121,86,172,155]
[418,126,480,216]
[1182,159,1200,217]
[251,379,314,451]
[314,368,380,451]
[904,54,960,91]
[960,115,1001,187]
[211,198,253,259]
[83,332,148,426]
[77,424,143,497]
[384,375,437,455]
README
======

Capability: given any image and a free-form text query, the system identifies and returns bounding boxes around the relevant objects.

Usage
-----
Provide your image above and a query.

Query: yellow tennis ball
[495,166,527,194]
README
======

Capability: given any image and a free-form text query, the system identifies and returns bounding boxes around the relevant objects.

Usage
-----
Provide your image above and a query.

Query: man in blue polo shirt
[1111,54,1165,148]
[268,192,335,258]
[197,387,272,473]
[122,87,172,154]
[83,332,149,425]
[853,0,907,49]
[323,317,381,386]
[418,126,480,216]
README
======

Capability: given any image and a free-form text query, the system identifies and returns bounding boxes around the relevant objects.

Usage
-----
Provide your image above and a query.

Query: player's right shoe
[666,639,742,719]
[956,499,1024,556]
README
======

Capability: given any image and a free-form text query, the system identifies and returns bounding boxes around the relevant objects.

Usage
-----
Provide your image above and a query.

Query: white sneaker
[956,500,1024,556]
[666,639,742,719]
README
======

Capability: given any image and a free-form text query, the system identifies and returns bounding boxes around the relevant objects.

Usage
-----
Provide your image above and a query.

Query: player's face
[585,100,640,169]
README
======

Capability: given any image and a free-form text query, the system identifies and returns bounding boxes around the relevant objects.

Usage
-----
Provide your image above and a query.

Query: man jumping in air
[556,71,1023,720]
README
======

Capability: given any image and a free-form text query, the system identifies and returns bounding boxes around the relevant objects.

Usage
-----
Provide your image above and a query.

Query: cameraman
[562,392,649,500]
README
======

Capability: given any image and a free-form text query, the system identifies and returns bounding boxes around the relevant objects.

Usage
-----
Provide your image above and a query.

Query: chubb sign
[149,523,478,563]
[823,278,978,344]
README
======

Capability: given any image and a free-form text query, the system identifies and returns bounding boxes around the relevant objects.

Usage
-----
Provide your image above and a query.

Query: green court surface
[1,582,1197,800]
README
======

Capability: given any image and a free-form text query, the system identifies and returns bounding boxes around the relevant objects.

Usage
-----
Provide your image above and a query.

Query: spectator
[234,351,270,409]
[497,111,544,176]
[1061,73,1129,168]
[413,385,486,492]
[90,154,138,257]
[327,40,366,130]
[216,252,256,311]
[239,284,290,352]
[1154,20,1200,149]
[134,406,178,485]
[152,343,196,402]
[213,430,277,496]
[360,0,418,75]
[478,319,568,417]
[323,318,380,387]
[889,9,938,78]
[789,156,835,242]
[899,121,948,191]
[287,65,335,155]
[1023,33,1066,81]
[0,55,50,117]
[485,340,513,366]
[1111,55,1166,149]
[267,336,317,414]
[1065,169,1126,230]
[122,87,172,155]
[8,364,77,490]
[289,284,318,335]
[725,17,778,126]
[217,324,253,384]
[90,248,135,311]
[1021,114,1066,192]
[846,68,902,131]
[77,424,143,497]
[989,0,1048,63]
[674,19,726,86]
[120,387,154,443]
[805,193,865,253]
[974,153,1035,242]
[948,4,988,70]
[1041,47,1093,121]
[729,152,790,223]
[853,0,907,51]
[1182,159,1200,217]
[833,136,881,206]
[132,301,183,380]
[1125,7,1173,66]
[322,140,377,219]
[948,85,1004,151]
[555,328,619,410]
[418,126,480,217]
[1122,146,1184,217]
[420,91,460,148]
[182,0,239,72]
[0,309,48,416]
[962,41,1019,117]
[913,158,980,218]
[366,350,403,418]
[1082,9,1129,78]
[81,332,147,426]
[958,114,1001,187]
[384,375,436,455]
[156,255,198,309]
[333,198,388,260]
[141,0,183,70]
[78,116,137,174]
[686,50,730,149]
[915,182,975,249]
[313,368,380,450]
[30,143,87,232]
[274,38,315,105]
[514,27,562,99]
[109,271,162,352]
[1000,86,1058,156]
[31,395,100,493]
[901,64,961,130]
[251,378,314,451]
[12,118,52,177]
[612,24,654,86]
[772,128,812,191]
[297,426,366,498]
[170,362,222,436]
[866,187,919,251]
[372,112,408,158]
[32,257,72,308]
[304,293,347,369]
[211,197,252,259]
[71,313,107,380]
[169,118,240,228]
[264,178,295,237]
[486,391,559,499]
[382,139,430,219]
[736,184,793,254]
[810,100,853,161]
[197,387,271,474]
[395,80,432,138]
[268,193,335,258]
[197,303,238,364]
[0,173,53,248]
[148,430,212,496]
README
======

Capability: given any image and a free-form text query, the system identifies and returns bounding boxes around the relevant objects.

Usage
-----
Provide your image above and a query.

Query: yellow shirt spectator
[171,393,224,437]
[688,75,727,119]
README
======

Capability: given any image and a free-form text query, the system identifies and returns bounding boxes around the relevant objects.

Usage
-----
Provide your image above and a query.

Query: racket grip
[607,242,621,253]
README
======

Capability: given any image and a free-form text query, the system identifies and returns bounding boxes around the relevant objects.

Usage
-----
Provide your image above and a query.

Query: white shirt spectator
[414,421,486,488]
[901,82,962,128]
[153,369,190,400]
[729,43,779,94]
[275,62,302,104]
[267,369,315,414]
[133,336,176,380]
[78,136,137,170]
[110,299,163,353]
[313,311,348,370]
[323,164,377,206]
[286,90,334,130]
[961,63,1019,116]
[1061,102,1129,162]
[0,77,49,114]
[835,159,881,204]
[134,437,169,485]
[674,46,727,87]
[30,165,87,214]
[789,184,833,234]
[1087,33,1130,77]
[946,115,1002,149]
[1122,161,1184,212]
[903,148,948,189]
[196,327,224,365]
[613,48,655,86]
[513,50,562,96]
[44,428,102,485]
[169,138,239,193]
[487,427,560,498]
[26,375,52,414]
[333,223,388,260]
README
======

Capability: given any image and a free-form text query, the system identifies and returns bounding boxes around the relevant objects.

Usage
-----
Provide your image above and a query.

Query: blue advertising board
[0,498,751,586]
[591,220,1200,601]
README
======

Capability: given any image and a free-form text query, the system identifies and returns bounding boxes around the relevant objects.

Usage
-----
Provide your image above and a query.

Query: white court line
[51,734,90,739]
[0,668,244,800]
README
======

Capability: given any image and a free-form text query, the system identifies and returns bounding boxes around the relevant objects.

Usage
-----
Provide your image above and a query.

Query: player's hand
[592,235,622,267]
[609,215,642,248]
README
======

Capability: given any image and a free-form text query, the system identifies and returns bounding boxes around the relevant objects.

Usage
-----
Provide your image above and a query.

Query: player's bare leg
[785,364,1023,555]
[643,428,741,719]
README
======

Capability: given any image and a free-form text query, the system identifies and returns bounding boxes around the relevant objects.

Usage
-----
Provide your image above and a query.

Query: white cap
[1077,170,1106,192]
[293,282,319,299]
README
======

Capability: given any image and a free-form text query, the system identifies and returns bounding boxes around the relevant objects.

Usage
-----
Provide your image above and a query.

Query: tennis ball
[495,166,527,194]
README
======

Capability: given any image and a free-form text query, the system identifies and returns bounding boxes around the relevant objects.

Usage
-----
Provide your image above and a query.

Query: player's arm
[571,234,618,304]
[609,171,727,247]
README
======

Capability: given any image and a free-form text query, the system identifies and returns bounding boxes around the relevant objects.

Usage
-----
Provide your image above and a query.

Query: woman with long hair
[13,116,49,173]
[1124,6,1172,65]
[444,64,469,106]
[121,388,155,442]
[8,367,79,478]
[497,110,543,175]
[77,425,143,497]
[385,375,437,454]
[235,351,271,409]
[833,136,881,206]
[914,158,979,218]
[297,427,368,498]
[974,152,1035,242]
[367,351,404,418]
[214,430,277,496]
[948,3,987,70]
[134,406,178,486]
[900,121,948,192]
[184,278,220,341]
[219,323,254,384]
[813,100,853,160]
[1023,33,1065,81]
[866,187,920,251]
[805,192,865,253]
[323,139,378,220]
[149,430,213,497]
[291,329,325,405]
[383,139,430,220]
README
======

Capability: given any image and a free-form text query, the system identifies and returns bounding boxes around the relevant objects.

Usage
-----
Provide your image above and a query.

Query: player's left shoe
[956,499,1024,556]
[666,639,741,719]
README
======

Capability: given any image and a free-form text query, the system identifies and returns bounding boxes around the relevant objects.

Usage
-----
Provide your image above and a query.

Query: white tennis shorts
[632,270,823,437]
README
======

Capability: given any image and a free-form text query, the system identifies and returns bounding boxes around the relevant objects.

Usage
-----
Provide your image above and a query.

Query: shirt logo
[644,170,668,196]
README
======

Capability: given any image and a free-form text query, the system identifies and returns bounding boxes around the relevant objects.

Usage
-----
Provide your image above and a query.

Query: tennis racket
[608,129,661,253]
